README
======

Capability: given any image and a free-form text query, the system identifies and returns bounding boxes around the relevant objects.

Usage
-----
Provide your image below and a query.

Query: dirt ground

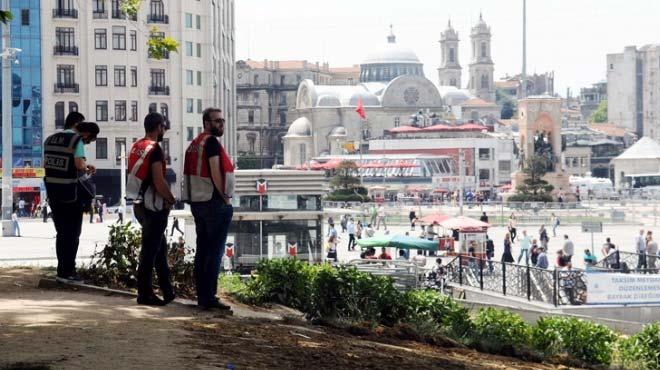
[0,268,570,369]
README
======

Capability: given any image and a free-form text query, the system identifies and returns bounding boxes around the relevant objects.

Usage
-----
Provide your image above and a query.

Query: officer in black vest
[43,112,99,282]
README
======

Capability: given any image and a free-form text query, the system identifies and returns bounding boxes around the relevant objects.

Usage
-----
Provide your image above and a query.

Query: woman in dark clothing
[409,210,417,230]
[502,233,515,263]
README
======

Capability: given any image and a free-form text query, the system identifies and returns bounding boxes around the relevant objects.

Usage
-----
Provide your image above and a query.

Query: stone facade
[467,15,495,102]
[438,21,462,88]
[607,45,650,138]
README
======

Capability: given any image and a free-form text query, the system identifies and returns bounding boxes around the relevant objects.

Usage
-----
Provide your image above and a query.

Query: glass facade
[0,0,42,167]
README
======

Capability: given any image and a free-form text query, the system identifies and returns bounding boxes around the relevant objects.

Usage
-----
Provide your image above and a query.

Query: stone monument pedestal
[511,170,575,202]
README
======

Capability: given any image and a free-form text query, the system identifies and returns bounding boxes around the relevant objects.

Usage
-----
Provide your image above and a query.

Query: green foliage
[401,289,473,341]
[532,317,616,365]
[472,308,531,353]
[590,100,608,123]
[329,160,361,190]
[119,0,141,17]
[148,27,179,60]
[501,100,516,119]
[0,10,13,24]
[325,187,368,202]
[617,323,660,369]
[81,222,141,288]
[167,237,195,296]
[510,154,555,202]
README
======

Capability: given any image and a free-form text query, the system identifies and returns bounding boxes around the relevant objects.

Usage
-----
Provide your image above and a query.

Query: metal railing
[53,8,78,18]
[92,11,108,19]
[445,255,588,306]
[347,259,426,291]
[148,85,170,96]
[53,45,79,56]
[54,83,79,93]
[595,250,660,274]
[147,14,169,24]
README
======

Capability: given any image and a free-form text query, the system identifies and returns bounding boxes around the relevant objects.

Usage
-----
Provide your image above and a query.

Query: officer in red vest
[128,112,176,306]
[182,107,235,311]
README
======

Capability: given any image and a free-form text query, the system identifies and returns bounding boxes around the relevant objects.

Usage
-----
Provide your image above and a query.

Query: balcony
[148,50,170,60]
[54,83,79,93]
[147,14,169,24]
[112,10,137,21]
[53,45,79,56]
[92,10,108,19]
[53,8,78,19]
[148,85,170,96]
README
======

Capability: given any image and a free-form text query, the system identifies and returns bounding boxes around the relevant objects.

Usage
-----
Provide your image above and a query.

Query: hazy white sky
[235,0,660,97]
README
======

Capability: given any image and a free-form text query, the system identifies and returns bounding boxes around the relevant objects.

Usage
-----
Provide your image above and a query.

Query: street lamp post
[1,2,13,236]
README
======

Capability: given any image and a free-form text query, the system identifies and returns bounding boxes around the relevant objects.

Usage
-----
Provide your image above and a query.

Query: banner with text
[587,273,660,304]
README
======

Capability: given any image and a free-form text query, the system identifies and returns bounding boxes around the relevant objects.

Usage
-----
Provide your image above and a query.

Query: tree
[119,0,179,60]
[501,100,515,119]
[509,154,554,202]
[0,10,12,24]
[590,100,608,123]
[327,160,368,202]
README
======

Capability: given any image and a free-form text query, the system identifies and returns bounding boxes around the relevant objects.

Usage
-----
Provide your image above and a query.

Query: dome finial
[479,11,483,21]
[387,24,396,43]
[447,18,451,28]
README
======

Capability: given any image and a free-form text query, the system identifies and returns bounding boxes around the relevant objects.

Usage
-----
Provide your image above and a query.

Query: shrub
[472,308,531,354]
[243,258,318,311]
[532,316,616,365]
[401,289,473,341]
[617,323,660,369]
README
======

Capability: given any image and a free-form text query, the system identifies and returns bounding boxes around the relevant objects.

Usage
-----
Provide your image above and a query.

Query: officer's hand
[86,164,97,175]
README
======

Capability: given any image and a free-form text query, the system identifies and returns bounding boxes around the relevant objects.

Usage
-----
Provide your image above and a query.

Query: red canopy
[433,188,450,193]
[419,213,450,225]
[439,216,490,232]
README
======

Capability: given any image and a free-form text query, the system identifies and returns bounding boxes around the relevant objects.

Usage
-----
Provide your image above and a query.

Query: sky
[235,0,660,97]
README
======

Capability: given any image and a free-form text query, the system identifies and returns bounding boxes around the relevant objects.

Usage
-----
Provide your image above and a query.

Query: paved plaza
[1,208,657,271]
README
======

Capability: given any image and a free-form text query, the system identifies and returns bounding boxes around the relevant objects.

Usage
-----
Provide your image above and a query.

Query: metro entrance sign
[582,221,603,254]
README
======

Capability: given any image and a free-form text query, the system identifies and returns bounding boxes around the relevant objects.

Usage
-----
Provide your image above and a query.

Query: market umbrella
[419,213,449,225]
[439,216,490,231]
[356,235,438,251]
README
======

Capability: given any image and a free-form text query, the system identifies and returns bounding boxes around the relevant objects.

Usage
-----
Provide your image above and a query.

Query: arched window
[55,102,65,129]
[481,74,489,89]
[299,143,307,166]
[246,132,257,153]
[450,78,457,87]
[449,48,455,63]
[481,42,487,58]
[69,101,78,113]
[160,103,168,118]
[150,0,164,16]
[149,103,157,113]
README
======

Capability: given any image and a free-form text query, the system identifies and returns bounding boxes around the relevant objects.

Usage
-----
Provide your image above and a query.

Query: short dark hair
[76,122,100,136]
[64,112,85,129]
[144,112,166,133]
[202,107,222,125]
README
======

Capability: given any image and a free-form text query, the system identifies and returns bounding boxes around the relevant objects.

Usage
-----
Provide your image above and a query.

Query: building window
[610,63,614,70]
[130,30,137,51]
[197,71,202,86]
[55,102,65,129]
[160,103,168,118]
[56,64,75,85]
[186,69,193,85]
[478,148,491,160]
[95,65,107,86]
[162,138,171,164]
[481,42,487,58]
[150,68,165,87]
[185,41,193,56]
[253,75,259,85]
[246,132,256,153]
[112,26,126,50]
[150,0,164,17]
[196,43,202,57]
[248,109,254,124]
[299,144,307,165]
[481,74,488,89]
[185,13,193,28]
[115,138,126,165]
[94,29,107,49]
[130,101,138,121]
[187,127,193,141]
[148,103,157,113]
[96,138,108,159]
[449,47,455,63]
[55,27,75,50]
[130,66,137,86]
[479,169,490,181]
[186,98,193,113]
[93,0,106,15]
[197,99,202,113]
[195,14,201,29]
[114,66,126,86]
[450,78,457,87]
[69,101,78,113]
[20,9,29,26]
[115,100,127,121]
[96,100,108,121]
[280,112,286,125]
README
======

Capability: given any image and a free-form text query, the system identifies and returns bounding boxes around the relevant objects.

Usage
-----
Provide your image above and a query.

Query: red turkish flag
[355,97,366,120]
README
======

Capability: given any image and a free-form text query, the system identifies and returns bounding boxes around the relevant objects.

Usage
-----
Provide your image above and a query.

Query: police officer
[43,112,99,283]
[127,113,176,306]
[182,107,234,310]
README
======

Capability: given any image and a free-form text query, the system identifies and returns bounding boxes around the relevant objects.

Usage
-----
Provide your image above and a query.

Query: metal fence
[595,250,660,274]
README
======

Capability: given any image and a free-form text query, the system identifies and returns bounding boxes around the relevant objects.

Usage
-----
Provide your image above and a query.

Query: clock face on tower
[403,87,420,105]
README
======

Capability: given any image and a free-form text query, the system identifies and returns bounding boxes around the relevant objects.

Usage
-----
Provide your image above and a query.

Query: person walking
[539,225,549,248]
[11,211,20,237]
[647,231,658,270]
[502,233,514,263]
[18,198,25,217]
[551,213,560,237]
[369,204,377,226]
[602,237,615,260]
[182,107,235,311]
[480,212,489,224]
[170,216,184,236]
[127,112,176,306]
[346,218,356,251]
[635,229,647,270]
[98,202,104,223]
[355,220,363,240]
[485,234,495,273]
[536,247,549,269]
[409,209,417,230]
[41,201,49,223]
[43,112,98,283]
[340,214,348,233]
[562,235,574,263]
[376,204,387,230]
[116,208,124,224]
[508,213,517,242]
[530,239,539,266]
[517,230,531,264]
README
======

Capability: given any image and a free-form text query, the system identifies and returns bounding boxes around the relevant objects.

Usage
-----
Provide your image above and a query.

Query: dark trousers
[191,200,233,306]
[134,203,173,299]
[348,234,356,250]
[50,201,83,278]
[170,224,184,236]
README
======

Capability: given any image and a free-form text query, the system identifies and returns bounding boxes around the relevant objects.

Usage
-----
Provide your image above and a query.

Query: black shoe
[137,295,166,306]
[163,293,176,304]
[199,300,231,310]
[56,274,84,284]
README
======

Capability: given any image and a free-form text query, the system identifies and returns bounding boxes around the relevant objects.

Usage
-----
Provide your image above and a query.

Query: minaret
[468,13,495,101]
[438,19,462,88]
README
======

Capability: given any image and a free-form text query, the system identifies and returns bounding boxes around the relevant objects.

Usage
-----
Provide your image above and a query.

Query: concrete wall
[607,47,639,133]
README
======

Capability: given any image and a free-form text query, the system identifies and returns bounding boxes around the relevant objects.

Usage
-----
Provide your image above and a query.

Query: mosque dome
[285,117,312,137]
[359,25,424,83]
[362,43,421,65]
[328,126,347,137]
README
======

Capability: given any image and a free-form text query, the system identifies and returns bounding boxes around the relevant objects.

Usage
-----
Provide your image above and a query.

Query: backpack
[556,217,560,225]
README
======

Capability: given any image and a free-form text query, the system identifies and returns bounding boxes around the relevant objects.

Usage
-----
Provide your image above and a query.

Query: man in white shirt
[364,224,375,238]
[376,205,387,230]
[517,230,531,265]
[646,231,658,269]
[562,235,574,262]
[347,218,356,251]
[636,229,647,269]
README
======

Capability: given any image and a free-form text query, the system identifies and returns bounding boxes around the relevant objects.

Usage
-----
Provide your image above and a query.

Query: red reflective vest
[288,244,297,257]
[225,245,234,258]
[126,138,166,211]
[182,132,235,202]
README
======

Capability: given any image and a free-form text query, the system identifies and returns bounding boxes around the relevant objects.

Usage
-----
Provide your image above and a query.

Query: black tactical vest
[43,131,82,203]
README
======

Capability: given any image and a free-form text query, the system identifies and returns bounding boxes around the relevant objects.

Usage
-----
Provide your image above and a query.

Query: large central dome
[359,26,424,83]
